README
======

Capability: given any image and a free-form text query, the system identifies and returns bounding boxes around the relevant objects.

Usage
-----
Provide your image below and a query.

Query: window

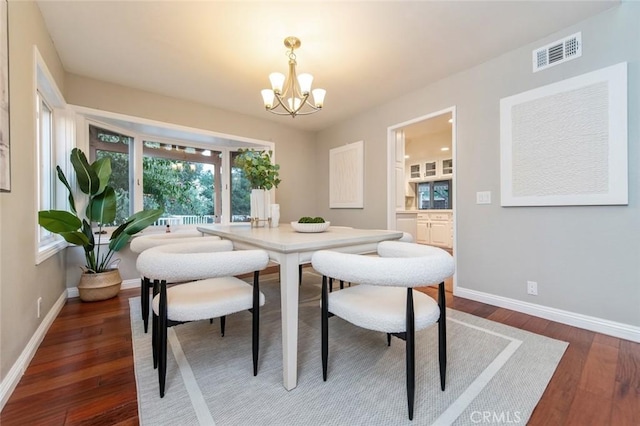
[36,92,55,245]
[89,125,132,225]
[142,141,220,226]
[35,47,69,263]
[77,110,275,227]
[230,151,251,223]
[86,121,264,228]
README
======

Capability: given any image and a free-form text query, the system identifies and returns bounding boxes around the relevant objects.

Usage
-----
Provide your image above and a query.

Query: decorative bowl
[290,221,331,233]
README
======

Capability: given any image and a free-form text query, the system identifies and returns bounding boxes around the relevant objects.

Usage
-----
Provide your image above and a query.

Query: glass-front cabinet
[409,164,421,179]
[442,159,453,175]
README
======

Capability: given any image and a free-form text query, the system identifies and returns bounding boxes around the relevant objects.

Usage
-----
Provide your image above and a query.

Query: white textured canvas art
[500,62,627,206]
[330,140,364,208]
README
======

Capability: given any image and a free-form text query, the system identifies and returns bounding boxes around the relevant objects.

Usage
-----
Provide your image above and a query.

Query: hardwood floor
[1,278,639,425]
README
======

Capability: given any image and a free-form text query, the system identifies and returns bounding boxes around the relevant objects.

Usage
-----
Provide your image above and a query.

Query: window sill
[36,238,68,265]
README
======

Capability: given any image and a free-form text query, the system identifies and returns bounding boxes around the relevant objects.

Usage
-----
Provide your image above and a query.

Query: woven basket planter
[78,269,122,302]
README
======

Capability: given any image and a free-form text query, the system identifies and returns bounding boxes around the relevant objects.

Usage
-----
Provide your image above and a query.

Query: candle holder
[250,217,272,228]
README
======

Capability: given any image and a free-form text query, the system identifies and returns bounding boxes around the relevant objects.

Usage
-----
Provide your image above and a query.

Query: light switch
[476,191,491,204]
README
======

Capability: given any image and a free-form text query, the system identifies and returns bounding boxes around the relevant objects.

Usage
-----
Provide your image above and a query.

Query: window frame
[76,112,273,229]
[35,47,71,264]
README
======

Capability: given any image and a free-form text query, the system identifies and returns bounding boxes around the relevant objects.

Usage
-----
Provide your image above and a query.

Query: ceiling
[36,1,618,133]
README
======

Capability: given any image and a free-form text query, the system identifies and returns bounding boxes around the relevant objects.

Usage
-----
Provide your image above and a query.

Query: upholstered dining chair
[130,232,221,332]
[311,241,455,420]
[327,230,413,292]
[136,239,269,397]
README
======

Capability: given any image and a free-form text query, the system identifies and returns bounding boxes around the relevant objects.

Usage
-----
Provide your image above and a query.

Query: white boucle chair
[327,230,411,292]
[136,239,269,397]
[311,241,455,421]
[130,232,221,333]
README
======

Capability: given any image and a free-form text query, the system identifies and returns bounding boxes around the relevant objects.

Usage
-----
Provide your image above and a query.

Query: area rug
[130,271,568,425]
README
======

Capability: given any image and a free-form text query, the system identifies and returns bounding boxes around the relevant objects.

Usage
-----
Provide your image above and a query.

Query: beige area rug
[130,271,568,425]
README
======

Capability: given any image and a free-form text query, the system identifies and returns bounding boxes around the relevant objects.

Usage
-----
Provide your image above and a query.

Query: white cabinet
[408,159,452,181]
[396,212,418,241]
[416,211,453,249]
[442,158,453,176]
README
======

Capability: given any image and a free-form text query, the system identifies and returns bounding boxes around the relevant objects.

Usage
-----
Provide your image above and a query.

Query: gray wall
[0,1,67,379]
[316,3,640,327]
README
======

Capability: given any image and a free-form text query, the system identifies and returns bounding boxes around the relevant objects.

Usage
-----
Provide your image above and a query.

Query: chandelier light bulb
[269,73,285,94]
[261,89,275,109]
[312,88,326,108]
[297,73,313,95]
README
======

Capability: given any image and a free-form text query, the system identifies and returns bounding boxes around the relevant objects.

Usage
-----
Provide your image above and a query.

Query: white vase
[250,189,271,226]
[270,204,280,227]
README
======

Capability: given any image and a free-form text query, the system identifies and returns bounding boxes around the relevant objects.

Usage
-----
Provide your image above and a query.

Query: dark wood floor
[1,273,639,425]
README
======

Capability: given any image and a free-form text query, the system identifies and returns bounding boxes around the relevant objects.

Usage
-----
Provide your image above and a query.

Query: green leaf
[108,231,133,253]
[108,209,163,252]
[38,210,82,233]
[59,231,90,247]
[91,157,112,196]
[70,148,100,195]
[82,220,95,253]
[87,186,117,224]
[122,209,164,236]
[56,166,76,214]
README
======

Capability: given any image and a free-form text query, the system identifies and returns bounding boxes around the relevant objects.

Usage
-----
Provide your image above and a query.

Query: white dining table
[197,223,403,390]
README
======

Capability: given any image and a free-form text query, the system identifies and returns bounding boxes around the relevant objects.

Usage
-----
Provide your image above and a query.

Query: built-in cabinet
[416,211,453,248]
[396,212,418,240]
[408,158,452,181]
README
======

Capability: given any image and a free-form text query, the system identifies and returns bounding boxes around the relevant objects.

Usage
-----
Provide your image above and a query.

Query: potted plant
[234,148,281,225]
[38,148,163,301]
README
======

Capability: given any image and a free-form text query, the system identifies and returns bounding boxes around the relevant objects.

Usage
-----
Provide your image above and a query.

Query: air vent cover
[533,32,582,72]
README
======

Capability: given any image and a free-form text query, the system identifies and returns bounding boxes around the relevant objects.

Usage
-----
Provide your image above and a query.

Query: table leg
[280,252,300,390]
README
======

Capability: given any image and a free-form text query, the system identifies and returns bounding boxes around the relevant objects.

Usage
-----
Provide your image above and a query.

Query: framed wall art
[0,0,10,192]
[329,140,364,208]
[500,62,627,207]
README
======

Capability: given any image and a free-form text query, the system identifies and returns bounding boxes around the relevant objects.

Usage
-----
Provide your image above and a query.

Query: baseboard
[456,287,640,343]
[66,278,140,299]
[0,289,68,411]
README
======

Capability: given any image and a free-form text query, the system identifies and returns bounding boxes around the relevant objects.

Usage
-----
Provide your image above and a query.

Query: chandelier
[260,36,326,118]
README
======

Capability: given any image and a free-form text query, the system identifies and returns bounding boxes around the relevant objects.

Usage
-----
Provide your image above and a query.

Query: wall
[0,0,67,383]
[316,4,640,330]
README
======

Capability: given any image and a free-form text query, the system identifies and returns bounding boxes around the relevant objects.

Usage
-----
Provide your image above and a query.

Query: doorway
[386,106,457,293]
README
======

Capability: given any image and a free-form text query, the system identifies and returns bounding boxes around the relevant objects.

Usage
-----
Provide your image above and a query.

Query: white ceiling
[36,1,618,133]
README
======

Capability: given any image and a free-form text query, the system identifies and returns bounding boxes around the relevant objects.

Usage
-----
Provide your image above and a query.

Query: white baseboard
[456,286,640,343]
[0,290,68,411]
[66,278,140,299]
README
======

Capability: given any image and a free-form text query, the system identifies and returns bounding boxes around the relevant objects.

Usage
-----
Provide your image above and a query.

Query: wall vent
[533,32,582,72]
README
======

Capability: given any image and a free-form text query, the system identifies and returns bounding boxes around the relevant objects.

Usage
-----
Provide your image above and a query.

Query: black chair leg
[438,281,447,391]
[329,277,333,292]
[152,279,160,369]
[220,316,226,337]
[406,288,416,421]
[158,280,168,398]
[299,264,303,286]
[340,280,344,290]
[141,277,151,333]
[252,271,260,376]
[387,333,392,347]
[321,275,329,381]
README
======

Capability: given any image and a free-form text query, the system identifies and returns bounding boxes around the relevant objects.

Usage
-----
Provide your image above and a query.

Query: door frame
[386,105,457,291]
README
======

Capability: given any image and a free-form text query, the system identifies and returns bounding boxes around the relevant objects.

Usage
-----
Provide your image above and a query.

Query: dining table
[197,223,403,390]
